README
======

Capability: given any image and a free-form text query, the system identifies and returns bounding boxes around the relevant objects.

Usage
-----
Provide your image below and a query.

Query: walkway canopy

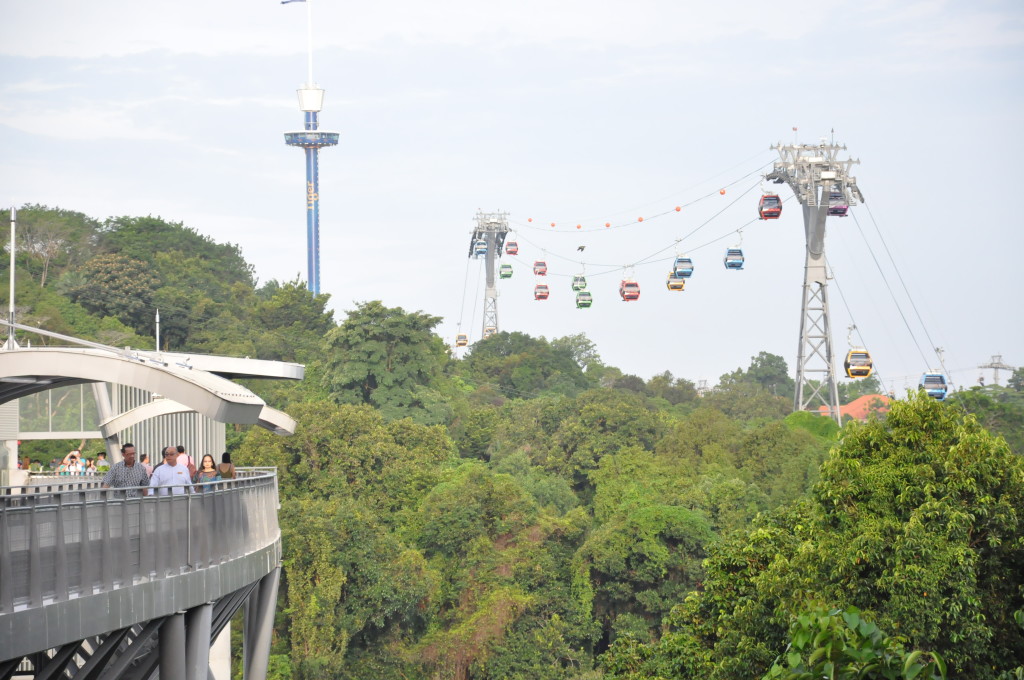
[0,340,300,436]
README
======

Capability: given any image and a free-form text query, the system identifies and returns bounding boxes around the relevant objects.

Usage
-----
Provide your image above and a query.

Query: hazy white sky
[2,0,1022,391]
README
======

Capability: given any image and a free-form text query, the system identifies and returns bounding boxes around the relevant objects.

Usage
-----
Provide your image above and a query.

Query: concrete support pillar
[160,612,187,679]
[243,567,280,680]
[90,382,121,463]
[186,603,214,680]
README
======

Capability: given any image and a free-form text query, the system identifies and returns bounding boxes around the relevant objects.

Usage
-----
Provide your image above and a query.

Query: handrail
[0,468,280,617]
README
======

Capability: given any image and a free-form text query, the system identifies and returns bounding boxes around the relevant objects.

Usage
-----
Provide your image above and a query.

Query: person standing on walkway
[150,446,193,496]
[102,443,151,498]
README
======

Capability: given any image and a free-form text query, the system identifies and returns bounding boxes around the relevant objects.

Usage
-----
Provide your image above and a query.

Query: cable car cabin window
[923,375,946,385]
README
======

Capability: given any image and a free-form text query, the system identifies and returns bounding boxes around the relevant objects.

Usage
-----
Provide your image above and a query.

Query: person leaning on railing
[101,443,151,498]
[149,446,194,496]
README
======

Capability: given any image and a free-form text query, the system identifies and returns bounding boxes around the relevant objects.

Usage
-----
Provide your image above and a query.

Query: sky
[1,0,1022,393]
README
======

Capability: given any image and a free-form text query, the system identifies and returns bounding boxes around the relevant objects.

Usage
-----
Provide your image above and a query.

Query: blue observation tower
[283,0,338,295]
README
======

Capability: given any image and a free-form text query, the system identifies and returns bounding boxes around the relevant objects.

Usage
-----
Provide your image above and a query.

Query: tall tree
[321,301,450,424]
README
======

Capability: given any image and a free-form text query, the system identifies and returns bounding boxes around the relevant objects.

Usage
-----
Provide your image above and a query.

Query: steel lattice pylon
[767,141,864,424]
[468,211,510,338]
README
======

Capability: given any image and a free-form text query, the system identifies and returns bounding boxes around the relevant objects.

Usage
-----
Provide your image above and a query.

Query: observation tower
[283,0,338,295]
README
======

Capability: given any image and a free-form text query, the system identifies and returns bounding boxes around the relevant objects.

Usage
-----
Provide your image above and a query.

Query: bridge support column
[160,612,187,679]
[243,566,280,680]
[186,603,214,680]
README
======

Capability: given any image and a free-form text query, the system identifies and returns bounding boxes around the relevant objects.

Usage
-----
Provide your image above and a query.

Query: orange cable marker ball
[605,222,611,228]
[576,224,581,229]
[675,206,681,212]
[528,217,533,222]
[719,189,726,195]
[550,222,556,227]
[638,217,644,222]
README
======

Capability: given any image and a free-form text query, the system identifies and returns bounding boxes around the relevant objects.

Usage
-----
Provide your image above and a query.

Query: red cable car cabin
[533,260,548,275]
[534,284,550,300]
[758,194,782,220]
[506,240,519,255]
[619,279,640,301]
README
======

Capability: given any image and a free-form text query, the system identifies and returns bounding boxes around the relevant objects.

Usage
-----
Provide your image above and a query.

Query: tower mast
[469,211,510,337]
[283,0,338,295]
[767,140,864,425]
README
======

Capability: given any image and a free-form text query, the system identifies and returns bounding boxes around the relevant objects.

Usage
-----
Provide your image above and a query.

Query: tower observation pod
[283,0,339,295]
[766,140,865,425]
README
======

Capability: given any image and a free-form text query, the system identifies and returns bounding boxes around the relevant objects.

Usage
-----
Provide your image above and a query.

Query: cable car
[666,273,686,291]
[533,260,548,276]
[576,291,593,308]
[534,284,550,300]
[673,257,694,278]
[505,240,519,255]
[455,333,468,348]
[619,279,640,301]
[827,190,849,217]
[572,275,587,291]
[844,348,873,378]
[919,372,949,400]
[474,239,487,256]
[724,248,745,270]
[483,326,497,339]
[759,194,782,220]
[499,263,513,279]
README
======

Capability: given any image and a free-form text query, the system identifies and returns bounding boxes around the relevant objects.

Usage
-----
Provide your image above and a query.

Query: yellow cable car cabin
[666,273,685,291]
[455,333,469,348]
[844,348,873,378]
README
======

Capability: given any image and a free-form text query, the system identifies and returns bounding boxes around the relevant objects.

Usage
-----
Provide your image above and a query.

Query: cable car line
[859,205,950,377]
[507,159,775,234]
[456,255,473,331]
[847,211,931,367]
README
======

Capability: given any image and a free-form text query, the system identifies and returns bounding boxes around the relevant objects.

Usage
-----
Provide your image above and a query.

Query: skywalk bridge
[0,321,299,678]
[0,470,281,679]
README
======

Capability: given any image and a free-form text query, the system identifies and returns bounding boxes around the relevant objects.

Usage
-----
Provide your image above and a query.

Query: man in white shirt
[149,446,193,496]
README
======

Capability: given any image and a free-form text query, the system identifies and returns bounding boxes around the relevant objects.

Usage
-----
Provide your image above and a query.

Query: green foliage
[321,301,450,424]
[464,331,592,398]
[957,385,1024,454]
[604,394,1024,680]
[60,253,160,332]
[763,606,946,680]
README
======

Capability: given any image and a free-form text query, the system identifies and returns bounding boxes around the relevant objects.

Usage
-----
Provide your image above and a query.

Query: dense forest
[3,205,1024,679]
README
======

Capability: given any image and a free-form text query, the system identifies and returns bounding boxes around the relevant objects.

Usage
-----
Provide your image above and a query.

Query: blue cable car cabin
[499,264,513,279]
[575,291,593,308]
[533,260,548,276]
[827,190,849,217]
[844,348,873,378]
[534,284,550,300]
[474,239,487,256]
[724,248,745,270]
[572,275,587,291]
[505,240,519,255]
[666,273,685,291]
[919,372,949,400]
[673,257,694,278]
[758,194,782,219]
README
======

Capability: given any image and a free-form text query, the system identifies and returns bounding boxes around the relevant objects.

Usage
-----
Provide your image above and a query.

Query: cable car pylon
[767,139,865,425]
[469,211,510,338]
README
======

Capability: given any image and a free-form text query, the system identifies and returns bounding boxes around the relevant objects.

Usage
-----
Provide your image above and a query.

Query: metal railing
[0,468,280,615]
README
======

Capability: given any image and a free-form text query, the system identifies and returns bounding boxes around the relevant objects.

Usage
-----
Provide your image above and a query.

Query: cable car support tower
[468,211,510,337]
[766,141,864,424]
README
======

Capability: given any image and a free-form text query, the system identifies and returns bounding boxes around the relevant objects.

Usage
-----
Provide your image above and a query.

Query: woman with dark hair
[193,454,221,491]
[217,452,236,480]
